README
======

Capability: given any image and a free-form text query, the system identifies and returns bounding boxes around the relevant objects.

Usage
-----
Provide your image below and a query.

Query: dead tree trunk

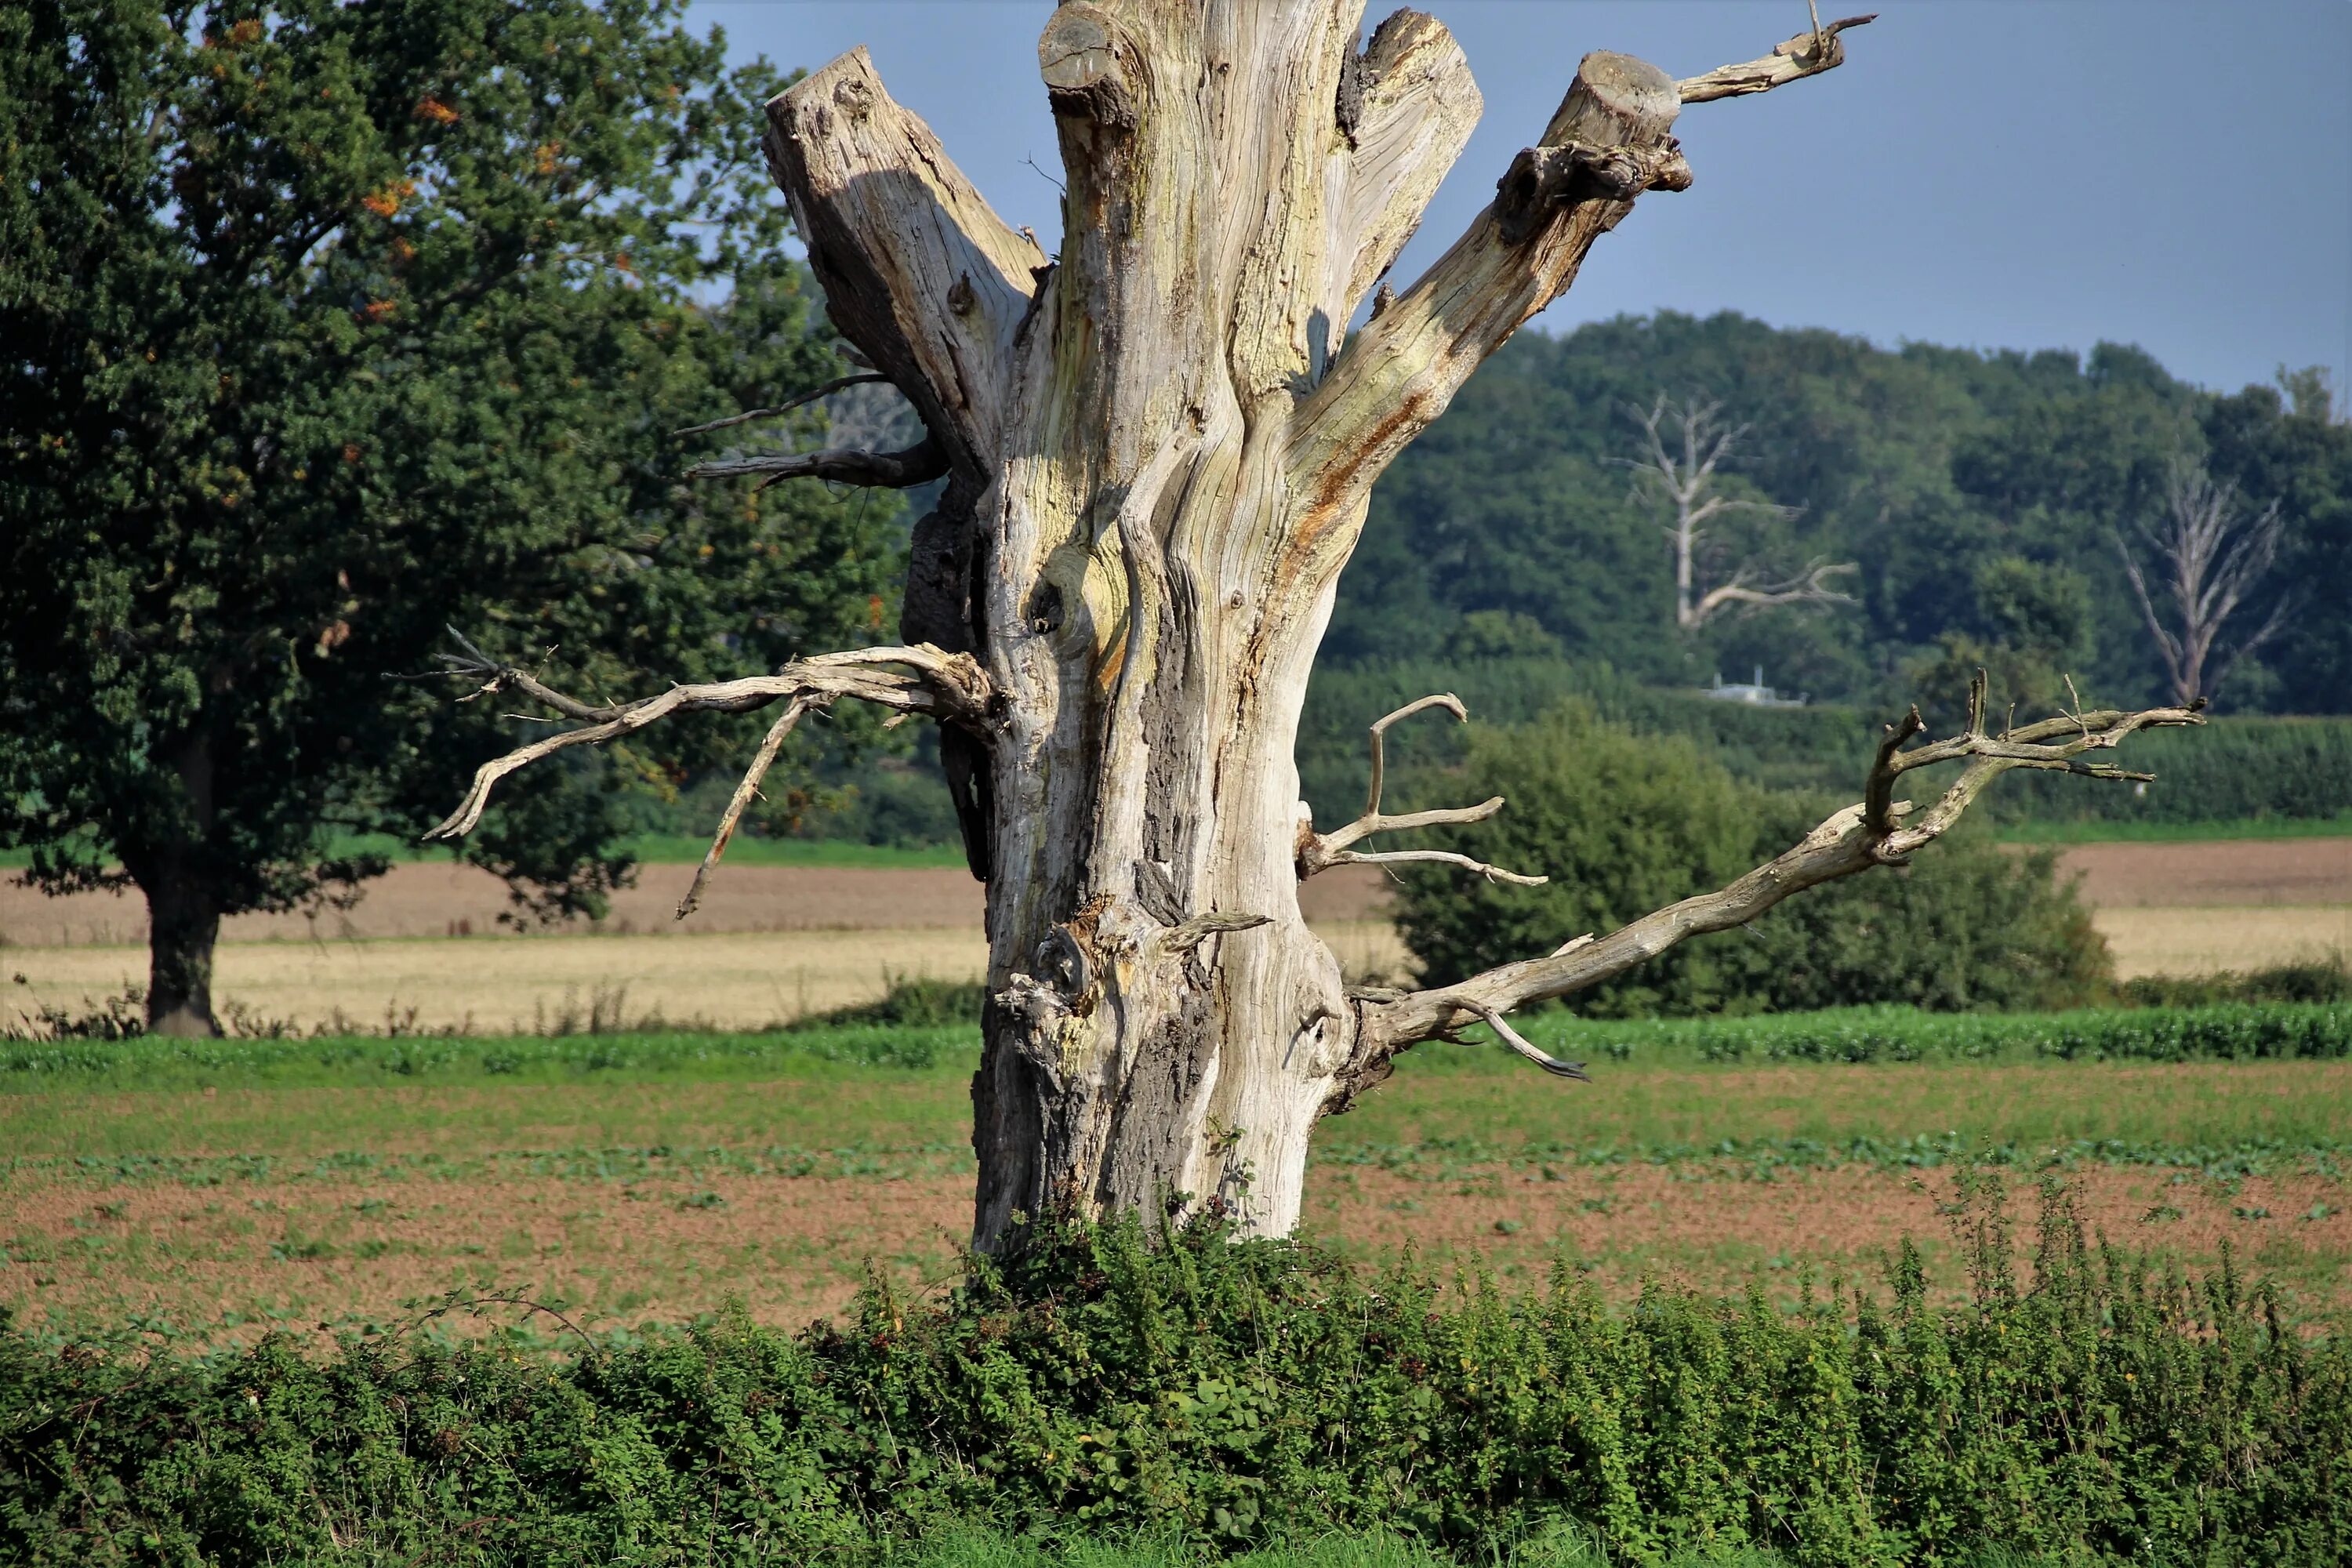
[1623,394,1853,629]
[431,6,2201,1252]
[2115,456,2290,706]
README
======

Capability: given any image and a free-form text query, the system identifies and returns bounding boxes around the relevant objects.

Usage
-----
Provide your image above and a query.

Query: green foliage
[794,974,990,1031]
[0,0,899,1026]
[2,1192,2346,1566]
[2114,962,2351,1009]
[1298,659,2352,833]
[1327,311,2352,718]
[0,1023,977,1087]
[1532,1000,2352,1066]
[1393,702,2107,1014]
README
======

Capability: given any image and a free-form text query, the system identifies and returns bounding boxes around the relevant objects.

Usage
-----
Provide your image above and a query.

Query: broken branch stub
[1298,694,1544,887]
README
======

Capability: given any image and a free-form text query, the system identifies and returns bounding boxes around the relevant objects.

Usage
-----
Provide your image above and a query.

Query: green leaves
[5,1203,2347,1563]
[1,1,900,1022]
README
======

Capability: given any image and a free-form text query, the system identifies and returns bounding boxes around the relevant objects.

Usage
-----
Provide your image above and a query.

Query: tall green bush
[1393,702,2108,1014]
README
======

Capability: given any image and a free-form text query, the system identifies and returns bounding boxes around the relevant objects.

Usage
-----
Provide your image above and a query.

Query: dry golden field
[2,921,1416,1034]
[3,840,2344,1033]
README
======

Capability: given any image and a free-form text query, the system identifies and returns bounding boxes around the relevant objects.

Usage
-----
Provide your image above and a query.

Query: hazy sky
[683,2,2352,400]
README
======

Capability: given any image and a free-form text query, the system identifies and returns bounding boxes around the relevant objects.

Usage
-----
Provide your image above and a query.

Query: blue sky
[684,2,2351,400]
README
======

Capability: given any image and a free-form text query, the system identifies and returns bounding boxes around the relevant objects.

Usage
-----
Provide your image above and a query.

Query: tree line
[1329,310,2350,718]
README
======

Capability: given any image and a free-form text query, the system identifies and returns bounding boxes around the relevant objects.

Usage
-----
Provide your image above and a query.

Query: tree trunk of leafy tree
[140,880,222,1039]
[437,4,2201,1251]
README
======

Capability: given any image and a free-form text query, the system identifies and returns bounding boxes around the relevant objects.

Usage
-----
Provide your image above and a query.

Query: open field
[8,837,2347,943]
[5,907,2340,1034]
[5,837,2345,1032]
[2,921,1417,1033]
[5,1029,2347,1342]
[2095,905,2349,977]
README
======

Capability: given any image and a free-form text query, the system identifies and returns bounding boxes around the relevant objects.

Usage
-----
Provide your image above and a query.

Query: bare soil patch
[2054,837,2352,907]
[6,1160,2341,1347]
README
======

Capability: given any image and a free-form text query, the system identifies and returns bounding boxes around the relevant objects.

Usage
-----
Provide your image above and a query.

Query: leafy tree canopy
[0,0,900,1031]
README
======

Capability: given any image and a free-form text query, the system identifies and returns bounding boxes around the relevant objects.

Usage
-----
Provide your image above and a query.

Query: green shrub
[2,1188,2345,1566]
[2115,959,2351,1008]
[793,973,989,1029]
[1394,702,2107,1015]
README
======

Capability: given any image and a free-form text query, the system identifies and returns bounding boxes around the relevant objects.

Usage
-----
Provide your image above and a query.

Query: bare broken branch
[1474,1004,1591,1081]
[424,641,991,845]
[1298,694,1542,887]
[1328,848,1547,888]
[1360,674,2201,1058]
[684,437,947,490]
[1290,20,1864,528]
[675,697,812,920]
[1676,13,1876,103]
[670,373,893,439]
[1688,558,1858,625]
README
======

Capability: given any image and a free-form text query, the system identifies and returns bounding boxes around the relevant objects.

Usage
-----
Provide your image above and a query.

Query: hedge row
[1545,1001,2352,1065]
[1298,659,2352,826]
[2,1189,2343,1567]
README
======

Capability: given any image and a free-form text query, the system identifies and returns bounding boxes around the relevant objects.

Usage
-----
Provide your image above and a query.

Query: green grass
[1991,813,2352,844]
[8,1011,2351,1178]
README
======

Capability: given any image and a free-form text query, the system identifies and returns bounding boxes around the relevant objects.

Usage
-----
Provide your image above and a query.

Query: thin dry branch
[1329,848,1547,888]
[1474,1004,1592,1080]
[675,697,811,920]
[423,641,990,844]
[1676,13,1877,103]
[1358,673,2201,1060]
[684,437,947,490]
[1298,694,1544,886]
[670,373,893,439]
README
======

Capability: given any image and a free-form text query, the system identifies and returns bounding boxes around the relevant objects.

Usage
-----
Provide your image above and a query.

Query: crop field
[5,1011,2347,1347]
[6,835,2347,1033]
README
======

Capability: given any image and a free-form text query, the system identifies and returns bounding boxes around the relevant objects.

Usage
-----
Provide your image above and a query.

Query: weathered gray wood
[752,3,1880,1251]
[442,4,1928,1252]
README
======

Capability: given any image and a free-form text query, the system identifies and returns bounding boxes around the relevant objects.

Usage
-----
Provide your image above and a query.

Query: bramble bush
[2,1181,2345,1566]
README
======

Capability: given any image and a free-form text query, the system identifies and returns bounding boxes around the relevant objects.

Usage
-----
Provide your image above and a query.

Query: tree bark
[143,871,222,1038]
[434,7,2218,1260]
[761,13,1708,1248]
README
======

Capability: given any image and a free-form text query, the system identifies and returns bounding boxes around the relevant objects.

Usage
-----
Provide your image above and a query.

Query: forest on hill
[1328,310,2350,718]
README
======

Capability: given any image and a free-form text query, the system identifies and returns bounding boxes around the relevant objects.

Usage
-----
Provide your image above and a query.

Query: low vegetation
[3,1188,2345,1566]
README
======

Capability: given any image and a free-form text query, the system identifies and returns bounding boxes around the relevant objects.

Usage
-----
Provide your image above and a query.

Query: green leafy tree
[0,0,898,1033]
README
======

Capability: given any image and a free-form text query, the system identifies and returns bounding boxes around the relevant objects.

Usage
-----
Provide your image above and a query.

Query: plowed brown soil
[5,1160,2343,1347]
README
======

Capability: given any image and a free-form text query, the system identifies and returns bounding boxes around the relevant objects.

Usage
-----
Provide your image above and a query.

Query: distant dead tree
[2114,456,2289,706]
[1624,394,1856,629]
